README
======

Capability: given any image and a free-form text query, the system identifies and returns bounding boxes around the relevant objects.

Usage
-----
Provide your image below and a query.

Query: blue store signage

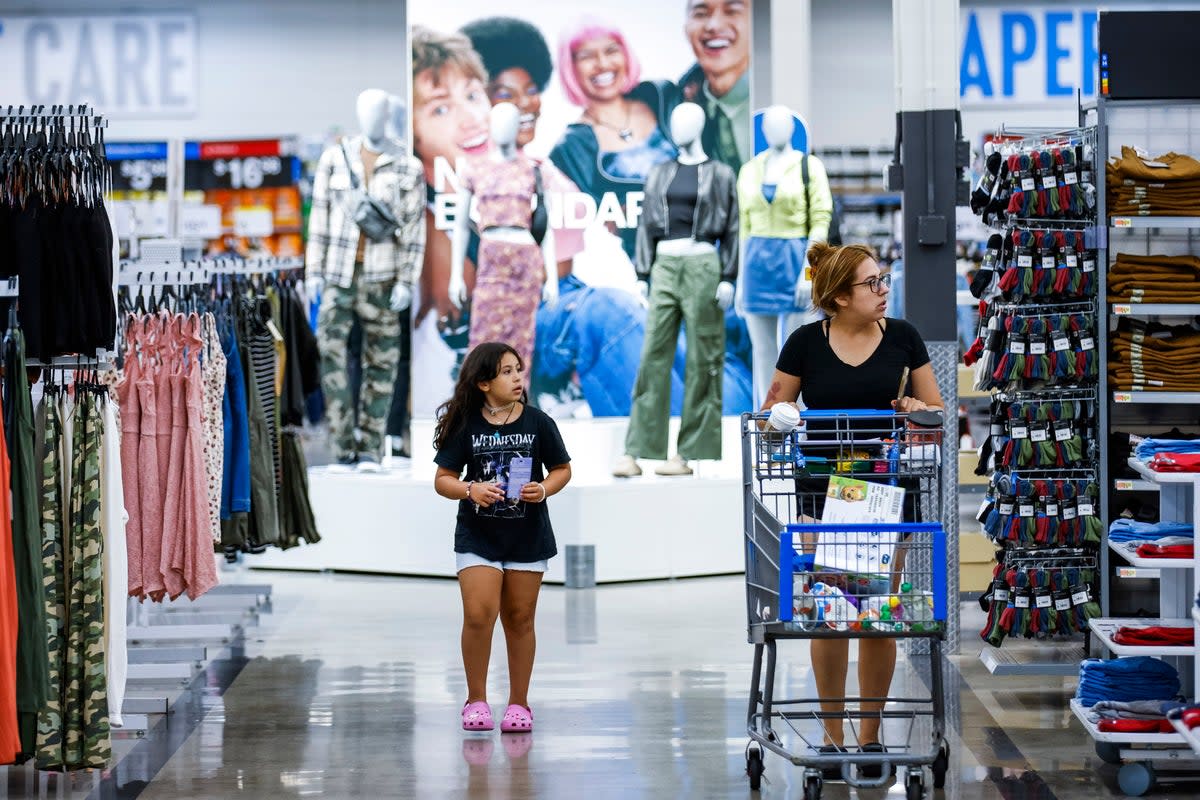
[960,6,1098,106]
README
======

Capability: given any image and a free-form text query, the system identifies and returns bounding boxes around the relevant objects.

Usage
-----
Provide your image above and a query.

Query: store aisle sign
[960,6,1098,105]
[0,14,197,117]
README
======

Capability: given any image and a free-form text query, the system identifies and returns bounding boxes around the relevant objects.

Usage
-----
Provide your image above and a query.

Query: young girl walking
[433,342,572,733]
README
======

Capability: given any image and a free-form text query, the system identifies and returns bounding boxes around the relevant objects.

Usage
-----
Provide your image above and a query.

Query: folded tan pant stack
[1108,253,1200,303]
[1107,147,1200,217]
[1111,322,1200,391]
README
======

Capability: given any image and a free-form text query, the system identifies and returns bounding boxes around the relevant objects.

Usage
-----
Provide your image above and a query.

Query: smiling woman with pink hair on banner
[549,16,680,259]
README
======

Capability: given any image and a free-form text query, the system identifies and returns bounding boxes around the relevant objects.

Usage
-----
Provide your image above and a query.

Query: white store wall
[0,0,408,142]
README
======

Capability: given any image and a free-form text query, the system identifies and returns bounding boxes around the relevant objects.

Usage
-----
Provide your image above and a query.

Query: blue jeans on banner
[534,276,753,417]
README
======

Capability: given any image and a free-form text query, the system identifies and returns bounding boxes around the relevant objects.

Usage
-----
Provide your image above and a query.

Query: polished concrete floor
[0,571,1174,799]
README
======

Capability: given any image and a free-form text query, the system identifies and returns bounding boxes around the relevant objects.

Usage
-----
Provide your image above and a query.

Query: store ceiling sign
[960,6,1098,106]
[0,13,197,117]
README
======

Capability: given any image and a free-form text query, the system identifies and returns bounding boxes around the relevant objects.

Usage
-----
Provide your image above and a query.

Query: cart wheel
[1094,741,1122,765]
[1117,762,1155,797]
[746,747,764,791]
[906,771,926,800]
[932,740,949,789]
[802,774,823,800]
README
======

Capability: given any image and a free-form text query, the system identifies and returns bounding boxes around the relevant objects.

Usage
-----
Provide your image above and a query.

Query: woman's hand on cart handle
[892,396,940,413]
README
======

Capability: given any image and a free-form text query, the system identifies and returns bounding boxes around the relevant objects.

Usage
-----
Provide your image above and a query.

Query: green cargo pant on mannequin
[625,251,725,461]
[318,262,401,462]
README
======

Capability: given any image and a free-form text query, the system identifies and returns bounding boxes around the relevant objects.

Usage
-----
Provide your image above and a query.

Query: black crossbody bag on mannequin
[531,165,548,246]
[340,142,400,243]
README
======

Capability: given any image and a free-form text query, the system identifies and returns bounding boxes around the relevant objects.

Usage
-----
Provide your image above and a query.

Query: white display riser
[252,417,747,584]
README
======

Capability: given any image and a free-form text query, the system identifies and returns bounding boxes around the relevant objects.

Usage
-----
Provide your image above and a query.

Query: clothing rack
[996,388,1099,403]
[991,300,1097,315]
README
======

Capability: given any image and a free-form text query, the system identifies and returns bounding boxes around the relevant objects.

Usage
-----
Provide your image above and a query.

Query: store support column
[888,0,965,655]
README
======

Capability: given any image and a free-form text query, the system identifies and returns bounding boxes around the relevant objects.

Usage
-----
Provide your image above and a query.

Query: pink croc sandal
[501,704,533,733]
[462,701,494,731]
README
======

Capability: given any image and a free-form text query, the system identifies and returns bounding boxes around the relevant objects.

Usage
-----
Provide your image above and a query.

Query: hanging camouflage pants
[37,391,109,769]
[35,389,65,768]
[318,267,400,461]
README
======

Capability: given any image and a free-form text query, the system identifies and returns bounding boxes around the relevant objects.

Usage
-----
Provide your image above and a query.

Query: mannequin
[450,102,557,382]
[736,104,833,406]
[306,88,427,468]
[615,102,739,478]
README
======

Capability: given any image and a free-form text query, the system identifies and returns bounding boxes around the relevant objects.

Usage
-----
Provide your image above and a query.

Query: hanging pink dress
[136,317,165,600]
[116,316,144,598]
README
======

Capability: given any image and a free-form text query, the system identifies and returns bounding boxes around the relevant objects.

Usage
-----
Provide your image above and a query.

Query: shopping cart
[741,409,950,799]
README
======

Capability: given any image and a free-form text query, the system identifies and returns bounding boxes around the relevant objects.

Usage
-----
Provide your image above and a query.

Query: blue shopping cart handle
[797,408,898,419]
[787,522,945,534]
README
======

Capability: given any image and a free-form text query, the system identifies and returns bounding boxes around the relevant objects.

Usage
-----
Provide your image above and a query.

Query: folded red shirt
[1135,543,1195,559]
[1111,626,1194,646]
[1098,718,1174,733]
[1150,452,1200,472]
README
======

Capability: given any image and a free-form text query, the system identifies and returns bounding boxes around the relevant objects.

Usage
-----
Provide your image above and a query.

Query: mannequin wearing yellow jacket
[735,105,833,406]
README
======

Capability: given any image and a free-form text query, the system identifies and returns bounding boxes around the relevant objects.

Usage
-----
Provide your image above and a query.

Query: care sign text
[0,14,197,117]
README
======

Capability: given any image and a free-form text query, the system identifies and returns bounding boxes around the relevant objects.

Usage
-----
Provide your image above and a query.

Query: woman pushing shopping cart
[741,242,950,798]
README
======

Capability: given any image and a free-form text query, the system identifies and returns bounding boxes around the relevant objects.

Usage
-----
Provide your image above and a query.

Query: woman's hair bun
[806,240,833,273]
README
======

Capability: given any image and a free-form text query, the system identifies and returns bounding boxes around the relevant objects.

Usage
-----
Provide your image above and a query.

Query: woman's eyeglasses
[850,274,892,295]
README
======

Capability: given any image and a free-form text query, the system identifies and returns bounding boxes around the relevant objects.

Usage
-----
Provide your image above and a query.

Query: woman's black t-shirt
[434,406,571,563]
[776,318,931,410]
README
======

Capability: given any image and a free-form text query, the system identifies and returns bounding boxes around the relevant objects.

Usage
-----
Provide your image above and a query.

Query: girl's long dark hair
[433,342,526,451]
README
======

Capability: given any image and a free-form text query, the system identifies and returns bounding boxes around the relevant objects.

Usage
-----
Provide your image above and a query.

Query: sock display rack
[963,124,1104,676]
[1073,95,1200,798]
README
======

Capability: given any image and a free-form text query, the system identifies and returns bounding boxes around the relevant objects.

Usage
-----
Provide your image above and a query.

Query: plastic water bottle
[900,582,935,631]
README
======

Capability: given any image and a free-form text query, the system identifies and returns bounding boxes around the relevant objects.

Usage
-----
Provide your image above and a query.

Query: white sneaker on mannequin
[612,455,643,478]
[654,455,693,477]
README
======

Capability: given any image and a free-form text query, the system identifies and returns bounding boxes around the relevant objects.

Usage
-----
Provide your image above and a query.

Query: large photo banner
[409,0,754,418]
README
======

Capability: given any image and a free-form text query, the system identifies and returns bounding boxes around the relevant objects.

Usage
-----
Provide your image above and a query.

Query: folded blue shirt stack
[1108,519,1194,543]
[1077,657,1181,708]
[1135,438,1200,462]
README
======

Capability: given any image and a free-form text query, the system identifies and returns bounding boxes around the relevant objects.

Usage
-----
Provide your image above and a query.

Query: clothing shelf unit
[1080,94,1200,798]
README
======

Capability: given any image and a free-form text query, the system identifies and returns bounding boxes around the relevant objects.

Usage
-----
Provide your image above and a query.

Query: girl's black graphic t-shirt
[435,406,571,563]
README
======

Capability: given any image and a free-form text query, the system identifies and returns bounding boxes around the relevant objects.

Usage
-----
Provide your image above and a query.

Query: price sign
[180,205,223,239]
[1113,305,1132,315]
[233,207,274,238]
[184,139,298,190]
[1113,217,1132,228]
[1114,392,1133,403]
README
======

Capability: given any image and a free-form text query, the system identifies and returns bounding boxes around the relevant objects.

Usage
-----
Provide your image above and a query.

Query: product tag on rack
[1042,495,1059,516]
[998,497,1015,516]
[1042,255,1056,271]
[993,585,1010,603]
[1021,177,1036,192]
[1018,500,1035,517]
[1066,253,1078,268]
[1077,500,1095,516]
[1009,421,1029,440]
[1062,499,1078,520]
[1042,175,1057,189]
[1054,421,1073,442]
[1070,586,1090,606]
[1015,593,1031,609]
[1035,593,1052,609]
[977,497,994,522]
[1054,594,1071,611]
[1083,258,1095,273]
[1052,332,1071,351]
[1029,339,1047,356]
[1030,425,1049,443]
[1018,254,1034,269]
[1009,335,1026,355]
[1064,171,1079,186]
[1079,335,1095,351]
